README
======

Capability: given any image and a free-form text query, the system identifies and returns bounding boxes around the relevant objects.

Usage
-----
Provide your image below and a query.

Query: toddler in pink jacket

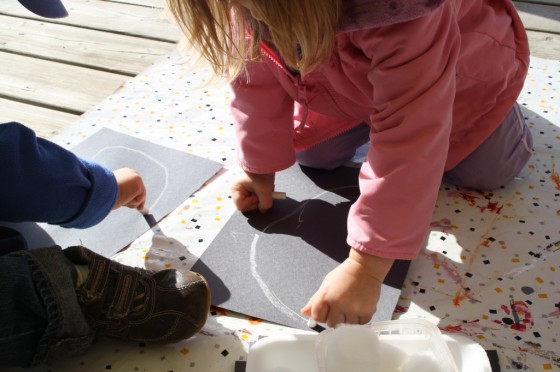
[169,0,532,327]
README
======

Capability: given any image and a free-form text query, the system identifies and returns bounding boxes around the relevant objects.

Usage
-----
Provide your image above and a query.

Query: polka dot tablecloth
[10,49,559,371]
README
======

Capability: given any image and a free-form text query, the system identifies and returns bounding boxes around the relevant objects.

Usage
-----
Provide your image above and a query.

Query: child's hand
[301,250,394,327]
[231,171,275,213]
[112,168,147,211]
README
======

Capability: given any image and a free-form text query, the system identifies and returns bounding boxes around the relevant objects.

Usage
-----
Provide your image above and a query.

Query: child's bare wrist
[349,248,394,282]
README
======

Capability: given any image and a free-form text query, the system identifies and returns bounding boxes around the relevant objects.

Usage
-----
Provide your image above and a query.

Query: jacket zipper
[260,41,308,129]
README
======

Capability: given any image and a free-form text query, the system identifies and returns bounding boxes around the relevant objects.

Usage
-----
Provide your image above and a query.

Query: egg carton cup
[315,318,459,372]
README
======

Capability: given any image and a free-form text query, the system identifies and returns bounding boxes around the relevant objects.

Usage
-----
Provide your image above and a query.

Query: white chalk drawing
[249,186,356,325]
[91,146,169,212]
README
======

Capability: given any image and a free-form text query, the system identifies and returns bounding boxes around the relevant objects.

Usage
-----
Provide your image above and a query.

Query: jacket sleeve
[346,3,461,259]
[0,122,117,228]
[230,58,297,174]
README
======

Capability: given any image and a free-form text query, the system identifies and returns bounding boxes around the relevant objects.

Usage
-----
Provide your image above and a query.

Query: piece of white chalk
[308,318,317,328]
[272,191,287,200]
[140,207,150,215]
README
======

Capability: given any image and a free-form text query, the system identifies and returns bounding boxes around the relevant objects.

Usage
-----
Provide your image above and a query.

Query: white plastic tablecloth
[11,49,560,372]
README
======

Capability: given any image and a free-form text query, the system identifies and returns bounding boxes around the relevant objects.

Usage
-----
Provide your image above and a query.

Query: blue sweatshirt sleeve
[0,122,118,228]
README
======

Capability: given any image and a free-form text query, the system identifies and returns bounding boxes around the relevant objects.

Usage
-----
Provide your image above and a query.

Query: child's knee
[443,166,516,190]
[444,135,532,190]
[444,103,533,190]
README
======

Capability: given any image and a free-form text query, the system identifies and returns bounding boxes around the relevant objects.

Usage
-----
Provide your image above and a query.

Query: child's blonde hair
[167,0,342,78]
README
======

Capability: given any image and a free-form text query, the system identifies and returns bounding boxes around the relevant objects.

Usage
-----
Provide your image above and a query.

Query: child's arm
[231,60,296,176]
[0,122,145,228]
[301,249,394,327]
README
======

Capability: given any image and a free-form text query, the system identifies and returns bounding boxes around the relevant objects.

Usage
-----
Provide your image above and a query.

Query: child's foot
[64,246,210,343]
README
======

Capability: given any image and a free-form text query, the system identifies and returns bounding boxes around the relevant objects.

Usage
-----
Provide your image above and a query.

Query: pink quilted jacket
[230,0,529,259]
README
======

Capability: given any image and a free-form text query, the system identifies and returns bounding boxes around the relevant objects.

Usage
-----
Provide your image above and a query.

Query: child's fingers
[122,187,146,208]
[326,309,345,328]
[231,184,257,211]
[235,193,259,212]
[345,314,360,325]
[130,189,147,209]
[254,190,273,213]
[300,298,313,316]
[128,196,144,210]
[306,296,329,326]
[357,315,370,325]
[242,196,259,212]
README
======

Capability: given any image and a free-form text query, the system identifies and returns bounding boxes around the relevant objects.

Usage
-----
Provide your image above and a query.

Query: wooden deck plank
[516,0,560,7]
[526,30,560,59]
[0,98,78,138]
[0,0,182,42]
[0,52,129,114]
[108,0,168,8]
[0,0,179,138]
[0,15,176,76]
[514,1,560,33]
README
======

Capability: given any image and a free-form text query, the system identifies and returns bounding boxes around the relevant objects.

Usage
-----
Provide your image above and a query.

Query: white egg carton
[246,319,491,372]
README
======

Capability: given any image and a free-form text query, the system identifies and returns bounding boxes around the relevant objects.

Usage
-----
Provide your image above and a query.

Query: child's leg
[295,123,370,170]
[443,103,533,190]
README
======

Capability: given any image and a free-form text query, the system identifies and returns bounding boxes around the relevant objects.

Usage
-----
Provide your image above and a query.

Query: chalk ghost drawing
[193,165,409,330]
[89,146,168,213]
[249,187,355,325]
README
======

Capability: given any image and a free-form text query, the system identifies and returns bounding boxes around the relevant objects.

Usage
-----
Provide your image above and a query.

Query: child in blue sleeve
[0,122,146,227]
[0,1,211,367]
[0,127,210,368]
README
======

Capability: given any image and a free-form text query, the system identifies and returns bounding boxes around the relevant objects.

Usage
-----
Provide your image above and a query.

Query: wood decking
[0,0,181,138]
[1,0,559,139]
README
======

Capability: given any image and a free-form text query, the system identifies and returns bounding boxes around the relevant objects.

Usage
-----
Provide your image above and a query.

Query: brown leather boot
[63,246,210,343]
